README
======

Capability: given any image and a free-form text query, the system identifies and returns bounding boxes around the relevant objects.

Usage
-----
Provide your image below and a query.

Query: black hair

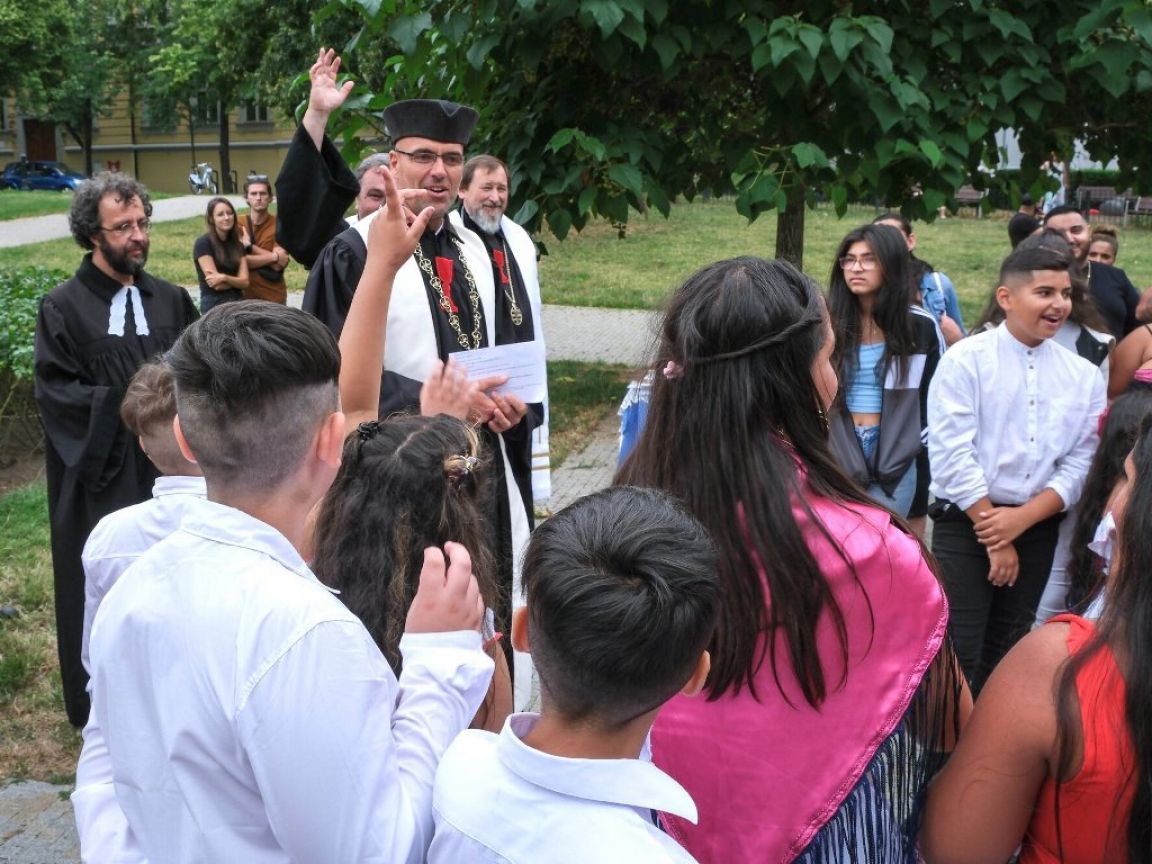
[872,212,938,302]
[616,257,897,707]
[312,414,499,674]
[1055,417,1152,862]
[1043,203,1084,223]
[521,485,717,727]
[1066,381,1152,612]
[69,172,153,250]
[829,223,917,391]
[166,301,340,490]
[203,196,243,274]
[1008,212,1041,248]
[977,230,1109,334]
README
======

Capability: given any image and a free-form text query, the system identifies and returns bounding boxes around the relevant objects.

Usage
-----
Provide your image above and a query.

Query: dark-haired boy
[928,241,1105,693]
[429,485,717,862]
[88,292,493,860]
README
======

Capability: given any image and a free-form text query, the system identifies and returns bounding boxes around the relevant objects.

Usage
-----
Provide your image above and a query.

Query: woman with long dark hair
[193,197,248,313]
[923,417,1152,863]
[617,256,965,862]
[826,224,941,521]
[1064,380,1152,615]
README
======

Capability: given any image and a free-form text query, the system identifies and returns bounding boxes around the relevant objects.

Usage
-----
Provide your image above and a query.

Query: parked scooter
[188,162,218,195]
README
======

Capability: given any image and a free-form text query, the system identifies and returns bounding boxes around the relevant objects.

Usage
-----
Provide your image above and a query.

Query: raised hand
[405,542,484,634]
[308,48,354,116]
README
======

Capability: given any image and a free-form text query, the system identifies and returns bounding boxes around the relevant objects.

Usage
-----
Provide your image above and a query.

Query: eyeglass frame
[99,218,152,237]
[838,254,879,271]
[392,146,466,168]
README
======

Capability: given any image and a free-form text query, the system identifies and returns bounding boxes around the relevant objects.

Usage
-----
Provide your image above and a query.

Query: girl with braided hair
[310,167,512,730]
[617,256,966,862]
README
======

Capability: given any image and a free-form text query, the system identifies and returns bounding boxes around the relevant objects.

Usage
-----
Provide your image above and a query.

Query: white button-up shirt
[928,323,1105,511]
[80,474,208,675]
[74,474,206,863]
[429,713,699,863]
[87,498,493,864]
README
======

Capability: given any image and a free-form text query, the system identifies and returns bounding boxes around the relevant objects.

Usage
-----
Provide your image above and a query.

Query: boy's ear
[315,411,346,470]
[510,606,530,653]
[172,416,199,464]
[680,650,711,698]
[995,284,1013,312]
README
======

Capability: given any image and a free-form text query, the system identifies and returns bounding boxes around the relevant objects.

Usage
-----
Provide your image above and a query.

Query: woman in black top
[193,197,248,313]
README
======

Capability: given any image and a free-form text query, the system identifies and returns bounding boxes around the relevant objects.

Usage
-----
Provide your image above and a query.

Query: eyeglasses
[839,254,877,270]
[393,147,465,168]
[100,218,152,237]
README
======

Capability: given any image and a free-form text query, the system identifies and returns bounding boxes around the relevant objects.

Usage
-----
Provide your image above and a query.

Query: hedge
[0,267,66,384]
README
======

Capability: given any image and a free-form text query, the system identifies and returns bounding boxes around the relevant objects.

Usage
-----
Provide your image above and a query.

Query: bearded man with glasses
[33,172,199,727]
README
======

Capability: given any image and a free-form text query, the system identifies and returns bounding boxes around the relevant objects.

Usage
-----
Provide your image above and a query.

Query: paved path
[1,222,651,861]
[0,195,246,249]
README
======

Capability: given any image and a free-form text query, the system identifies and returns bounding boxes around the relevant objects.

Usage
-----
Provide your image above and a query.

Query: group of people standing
[26,42,1152,864]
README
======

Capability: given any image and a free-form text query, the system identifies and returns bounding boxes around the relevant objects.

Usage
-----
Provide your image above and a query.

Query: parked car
[2,161,87,192]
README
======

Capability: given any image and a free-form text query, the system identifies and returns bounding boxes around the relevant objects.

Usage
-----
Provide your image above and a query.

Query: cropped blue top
[845,342,884,414]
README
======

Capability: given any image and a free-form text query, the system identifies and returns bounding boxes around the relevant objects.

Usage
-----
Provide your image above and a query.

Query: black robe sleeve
[275,125,360,269]
[34,295,133,492]
[301,231,366,340]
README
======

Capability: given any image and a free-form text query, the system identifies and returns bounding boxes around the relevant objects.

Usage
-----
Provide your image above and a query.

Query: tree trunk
[218,104,232,193]
[774,182,805,270]
[82,100,94,177]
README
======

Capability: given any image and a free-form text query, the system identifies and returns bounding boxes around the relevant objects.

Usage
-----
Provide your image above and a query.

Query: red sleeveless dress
[1020,614,1135,863]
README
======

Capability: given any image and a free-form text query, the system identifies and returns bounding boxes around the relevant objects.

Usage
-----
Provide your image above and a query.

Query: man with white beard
[453,155,551,513]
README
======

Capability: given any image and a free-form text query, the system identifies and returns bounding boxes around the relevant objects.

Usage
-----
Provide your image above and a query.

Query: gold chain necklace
[413,237,484,350]
[497,239,524,327]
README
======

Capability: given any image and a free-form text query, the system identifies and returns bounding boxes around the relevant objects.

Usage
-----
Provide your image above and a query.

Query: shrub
[0,267,66,384]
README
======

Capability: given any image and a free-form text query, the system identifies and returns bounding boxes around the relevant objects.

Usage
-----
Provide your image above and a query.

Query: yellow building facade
[1,93,297,195]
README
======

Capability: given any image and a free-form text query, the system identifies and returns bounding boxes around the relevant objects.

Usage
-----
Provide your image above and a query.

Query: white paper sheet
[451,340,547,403]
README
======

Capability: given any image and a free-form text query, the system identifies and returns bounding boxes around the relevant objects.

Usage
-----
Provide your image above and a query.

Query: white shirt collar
[497,713,697,822]
[151,475,207,498]
[994,320,1048,357]
[178,498,328,591]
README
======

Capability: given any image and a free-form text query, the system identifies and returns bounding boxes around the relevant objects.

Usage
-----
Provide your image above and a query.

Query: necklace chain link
[413,237,484,351]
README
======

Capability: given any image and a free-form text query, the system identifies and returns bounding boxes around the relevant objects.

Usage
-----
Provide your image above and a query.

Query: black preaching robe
[34,256,198,726]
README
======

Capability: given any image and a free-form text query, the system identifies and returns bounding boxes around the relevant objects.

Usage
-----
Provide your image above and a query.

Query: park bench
[953,186,985,217]
[1130,196,1152,226]
[1076,185,1130,211]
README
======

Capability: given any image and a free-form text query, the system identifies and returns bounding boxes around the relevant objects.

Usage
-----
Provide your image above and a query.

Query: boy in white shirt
[86,170,494,864]
[928,239,1105,693]
[429,485,717,863]
[73,357,206,860]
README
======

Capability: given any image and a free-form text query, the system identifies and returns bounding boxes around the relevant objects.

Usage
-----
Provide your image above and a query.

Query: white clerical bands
[107,285,151,337]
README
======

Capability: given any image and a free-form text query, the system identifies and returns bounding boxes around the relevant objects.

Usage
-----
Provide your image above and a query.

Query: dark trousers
[931,502,1062,694]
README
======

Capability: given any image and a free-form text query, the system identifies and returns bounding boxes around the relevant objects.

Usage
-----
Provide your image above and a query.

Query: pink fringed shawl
[653,492,949,863]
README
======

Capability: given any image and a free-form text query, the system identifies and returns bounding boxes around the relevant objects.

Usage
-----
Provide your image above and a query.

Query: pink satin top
[652,490,948,863]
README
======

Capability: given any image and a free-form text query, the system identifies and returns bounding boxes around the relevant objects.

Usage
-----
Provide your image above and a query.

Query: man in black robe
[34,173,199,726]
[277,50,542,705]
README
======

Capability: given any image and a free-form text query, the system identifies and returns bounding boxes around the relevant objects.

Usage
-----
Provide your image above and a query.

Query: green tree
[317,0,1152,268]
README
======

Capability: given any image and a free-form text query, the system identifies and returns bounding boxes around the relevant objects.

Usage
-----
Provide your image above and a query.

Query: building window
[0,99,8,131]
[194,94,220,126]
[141,97,176,132]
[240,101,270,124]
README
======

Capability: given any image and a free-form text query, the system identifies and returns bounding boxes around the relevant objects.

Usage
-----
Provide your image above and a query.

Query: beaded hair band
[661,311,823,379]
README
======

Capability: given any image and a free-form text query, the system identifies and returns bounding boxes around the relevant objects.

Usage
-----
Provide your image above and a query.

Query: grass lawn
[0,189,79,221]
[0,211,310,297]
[0,189,175,222]
[537,200,1152,325]
[0,358,628,782]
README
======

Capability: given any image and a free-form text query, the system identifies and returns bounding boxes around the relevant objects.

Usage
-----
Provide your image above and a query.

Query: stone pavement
[2,280,649,859]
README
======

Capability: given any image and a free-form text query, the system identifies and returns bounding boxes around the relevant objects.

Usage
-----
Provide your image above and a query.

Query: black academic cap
[383,99,479,145]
